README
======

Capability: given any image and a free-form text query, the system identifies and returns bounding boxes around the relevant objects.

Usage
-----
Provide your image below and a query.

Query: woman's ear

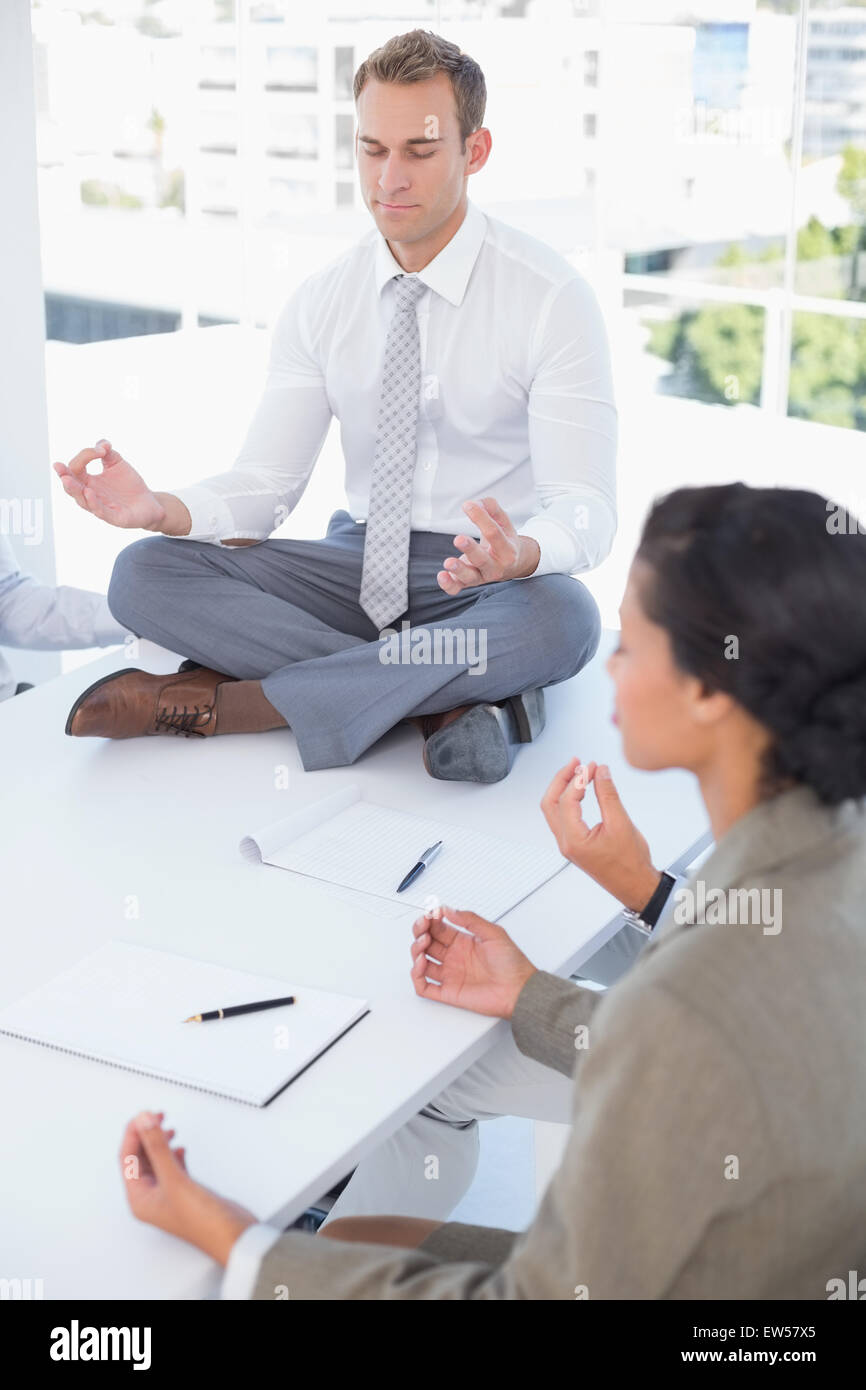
[691,681,737,727]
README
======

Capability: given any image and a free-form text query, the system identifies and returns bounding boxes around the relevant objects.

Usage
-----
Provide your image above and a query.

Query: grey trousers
[108,511,601,771]
[322,924,647,1225]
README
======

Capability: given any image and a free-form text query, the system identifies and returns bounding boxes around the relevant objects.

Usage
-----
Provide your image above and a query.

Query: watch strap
[623,870,677,934]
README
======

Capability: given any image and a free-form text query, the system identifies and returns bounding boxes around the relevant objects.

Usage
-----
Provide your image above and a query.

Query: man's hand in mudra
[436,497,541,595]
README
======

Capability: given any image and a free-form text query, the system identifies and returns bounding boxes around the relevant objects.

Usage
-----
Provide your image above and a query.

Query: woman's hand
[411,905,537,1019]
[541,758,662,913]
[120,1112,256,1267]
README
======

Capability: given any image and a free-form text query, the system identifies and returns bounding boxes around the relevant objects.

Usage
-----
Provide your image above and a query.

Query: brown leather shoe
[65,666,237,739]
[412,690,546,783]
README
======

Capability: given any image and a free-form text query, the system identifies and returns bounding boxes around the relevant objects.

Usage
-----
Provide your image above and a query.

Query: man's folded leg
[71,518,601,781]
[68,517,377,739]
[107,517,379,675]
[262,569,601,772]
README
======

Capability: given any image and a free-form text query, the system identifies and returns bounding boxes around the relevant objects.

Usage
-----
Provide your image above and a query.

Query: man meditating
[58,29,616,782]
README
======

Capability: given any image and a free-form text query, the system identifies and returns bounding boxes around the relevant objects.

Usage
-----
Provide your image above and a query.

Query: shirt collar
[373,200,487,307]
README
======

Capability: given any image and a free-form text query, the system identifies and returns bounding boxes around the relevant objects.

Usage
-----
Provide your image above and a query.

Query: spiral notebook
[0,942,369,1108]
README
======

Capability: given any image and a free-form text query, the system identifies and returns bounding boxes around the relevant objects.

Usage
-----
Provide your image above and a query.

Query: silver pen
[396,840,443,893]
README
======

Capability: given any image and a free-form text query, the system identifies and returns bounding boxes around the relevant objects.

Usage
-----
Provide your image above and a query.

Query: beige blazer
[252,785,866,1299]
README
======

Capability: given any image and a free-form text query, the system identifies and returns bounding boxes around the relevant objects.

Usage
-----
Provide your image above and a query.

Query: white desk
[0,633,708,1299]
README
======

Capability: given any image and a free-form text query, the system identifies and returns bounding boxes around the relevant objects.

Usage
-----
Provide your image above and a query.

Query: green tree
[837,145,866,222]
[686,304,764,406]
[80,179,143,211]
[797,215,836,262]
[645,304,866,431]
[646,315,682,364]
[159,168,185,213]
[716,243,748,268]
[789,312,866,430]
[647,304,763,407]
[836,145,866,296]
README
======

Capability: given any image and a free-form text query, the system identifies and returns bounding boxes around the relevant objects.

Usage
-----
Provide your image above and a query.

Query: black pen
[396,840,443,893]
[183,995,296,1023]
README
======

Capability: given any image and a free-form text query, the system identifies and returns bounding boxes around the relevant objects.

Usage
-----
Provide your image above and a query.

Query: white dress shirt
[174,199,617,576]
[0,536,127,701]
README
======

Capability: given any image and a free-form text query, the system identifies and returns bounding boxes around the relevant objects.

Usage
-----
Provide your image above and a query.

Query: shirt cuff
[170,486,239,545]
[519,514,582,577]
[222,1223,284,1300]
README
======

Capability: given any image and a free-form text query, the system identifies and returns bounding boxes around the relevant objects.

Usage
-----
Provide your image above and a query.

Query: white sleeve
[221,1223,285,1301]
[523,275,618,576]
[0,651,17,702]
[0,537,127,649]
[172,283,333,546]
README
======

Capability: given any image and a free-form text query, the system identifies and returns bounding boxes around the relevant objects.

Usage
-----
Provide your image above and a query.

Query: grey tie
[359,272,427,632]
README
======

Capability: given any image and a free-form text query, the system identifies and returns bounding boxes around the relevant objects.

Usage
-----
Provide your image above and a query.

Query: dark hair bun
[772,671,866,804]
[637,484,866,806]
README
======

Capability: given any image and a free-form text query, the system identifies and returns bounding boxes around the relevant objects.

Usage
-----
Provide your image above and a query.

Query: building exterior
[804,6,866,158]
[30,1,855,340]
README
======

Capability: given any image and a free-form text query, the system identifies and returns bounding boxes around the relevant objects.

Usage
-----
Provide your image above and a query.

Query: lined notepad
[241,784,567,920]
[0,942,369,1107]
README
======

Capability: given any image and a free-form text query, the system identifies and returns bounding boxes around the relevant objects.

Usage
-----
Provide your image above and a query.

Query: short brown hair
[353,29,486,147]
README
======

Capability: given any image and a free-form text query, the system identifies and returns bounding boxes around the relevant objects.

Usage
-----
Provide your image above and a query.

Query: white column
[776,0,810,417]
[0,0,59,686]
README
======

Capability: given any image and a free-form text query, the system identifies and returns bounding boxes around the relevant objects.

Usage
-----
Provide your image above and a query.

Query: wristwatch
[621,870,677,935]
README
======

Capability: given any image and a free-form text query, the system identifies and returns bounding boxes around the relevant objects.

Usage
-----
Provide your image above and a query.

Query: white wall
[0,0,59,684]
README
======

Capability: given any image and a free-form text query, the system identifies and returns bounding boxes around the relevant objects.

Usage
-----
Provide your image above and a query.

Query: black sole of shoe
[425,702,520,783]
[424,690,547,784]
[64,668,145,736]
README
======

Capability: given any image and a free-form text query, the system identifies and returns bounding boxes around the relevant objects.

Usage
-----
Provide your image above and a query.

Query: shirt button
[423,461,434,471]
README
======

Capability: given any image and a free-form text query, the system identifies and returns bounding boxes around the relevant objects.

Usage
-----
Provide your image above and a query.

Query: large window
[603,0,866,432]
[21,0,865,641]
[32,0,866,433]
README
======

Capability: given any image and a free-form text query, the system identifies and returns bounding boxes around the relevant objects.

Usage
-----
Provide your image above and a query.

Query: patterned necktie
[359,272,427,632]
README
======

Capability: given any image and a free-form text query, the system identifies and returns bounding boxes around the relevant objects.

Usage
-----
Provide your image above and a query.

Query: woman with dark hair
[120,483,866,1300]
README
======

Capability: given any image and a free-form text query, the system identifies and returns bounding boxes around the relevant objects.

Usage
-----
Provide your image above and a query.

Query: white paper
[0,942,368,1107]
[242,792,567,922]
